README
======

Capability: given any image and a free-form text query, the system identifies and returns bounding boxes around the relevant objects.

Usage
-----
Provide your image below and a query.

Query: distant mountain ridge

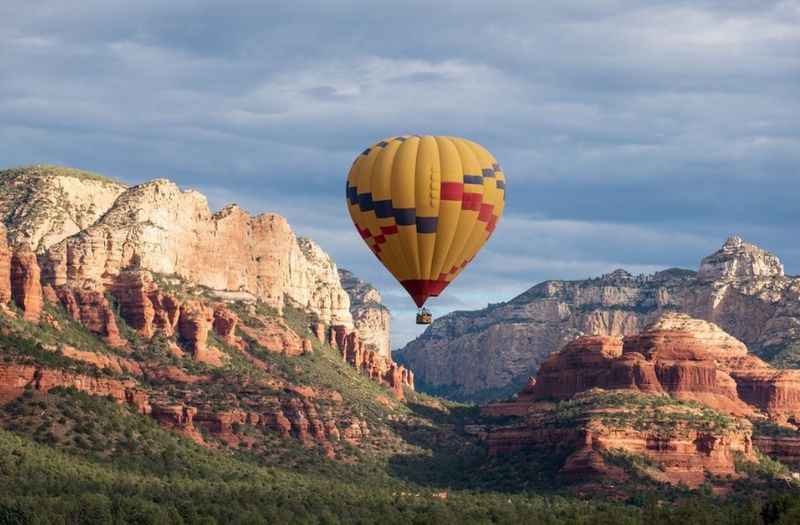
[396,235,800,402]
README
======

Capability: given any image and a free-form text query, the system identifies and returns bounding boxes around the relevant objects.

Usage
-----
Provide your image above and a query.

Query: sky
[1,1,799,347]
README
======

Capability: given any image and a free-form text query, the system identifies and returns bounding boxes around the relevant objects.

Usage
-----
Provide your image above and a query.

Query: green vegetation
[736,450,796,481]
[0,164,124,186]
[603,448,665,473]
[761,341,800,369]
[539,389,745,436]
[3,390,800,524]
[409,378,522,404]
[1,302,129,365]
[0,330,94,373]
[752,420,800,439]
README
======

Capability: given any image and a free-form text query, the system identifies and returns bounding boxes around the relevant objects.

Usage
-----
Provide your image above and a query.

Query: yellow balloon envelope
[346,135,506,307]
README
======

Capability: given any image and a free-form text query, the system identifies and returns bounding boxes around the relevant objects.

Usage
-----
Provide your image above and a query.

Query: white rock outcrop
[0,165,127,251]
[338,269,391,358]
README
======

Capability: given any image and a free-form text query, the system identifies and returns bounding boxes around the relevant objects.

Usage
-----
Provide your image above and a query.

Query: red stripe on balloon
[440,182,464,201]
[478,203,493,222]
[461,192,482,211]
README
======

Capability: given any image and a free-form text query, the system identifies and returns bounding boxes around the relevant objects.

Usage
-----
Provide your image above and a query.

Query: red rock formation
[730,368,800,422]
[144,366,209,384]
[505,315,799,418]
[57,345,142,375]
[239,316,303,356]
[111,270,181,338]
[753,435,800,466]
[303,401,327,442]
[10,248,42,322]
[284,398,311,443]
[246,412,261,426]
[561,424,753,487]
[267,406,292,437]
[482,313,800,484]
[384,363,406,400]
[212,304,241,347]
[329,324,348,351]
[178,300,222,366]
[0,225,11,305]
[402,369,415,389]
[484,394,756,487]
[55,287,126,348]
[341,418,369,443]
[302,338,313,355]
[329,324,413,399]
[344,333,365,368]
[151,404,203,444]
[287,384,316,398]
[311,322,327,344]
[325,419,341,442]
[195,409,246,447]
[151,292,181,336]
[0,363,149,413]
[41,284,58,304]
[110,270,157,337]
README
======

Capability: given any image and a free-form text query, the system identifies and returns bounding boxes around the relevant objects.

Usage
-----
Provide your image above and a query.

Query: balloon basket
[416,308,432,325]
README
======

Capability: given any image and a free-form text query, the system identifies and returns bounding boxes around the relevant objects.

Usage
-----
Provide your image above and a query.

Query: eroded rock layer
[485,314,800,421]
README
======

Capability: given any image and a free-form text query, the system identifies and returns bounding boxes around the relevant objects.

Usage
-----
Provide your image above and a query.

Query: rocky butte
[397,236,800,402]
[481,314,800,486]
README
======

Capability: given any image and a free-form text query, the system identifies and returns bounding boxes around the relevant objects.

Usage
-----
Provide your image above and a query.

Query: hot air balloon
[345,135,506,324]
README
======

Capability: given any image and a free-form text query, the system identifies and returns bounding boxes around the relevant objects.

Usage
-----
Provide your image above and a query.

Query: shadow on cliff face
[385,402,567,493]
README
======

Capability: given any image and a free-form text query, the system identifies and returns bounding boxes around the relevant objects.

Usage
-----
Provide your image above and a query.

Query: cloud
[1,0,798,347]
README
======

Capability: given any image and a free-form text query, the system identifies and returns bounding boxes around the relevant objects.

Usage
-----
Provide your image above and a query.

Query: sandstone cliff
[0,165,126,252]
[338,269,391,358]
[0,225,11,306]
[397,236,800,401]
[40,178,353,327]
